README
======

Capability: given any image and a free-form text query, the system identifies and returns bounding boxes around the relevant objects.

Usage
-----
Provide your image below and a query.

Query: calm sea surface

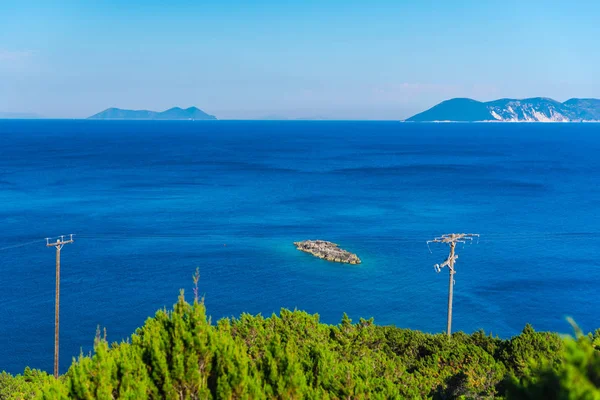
[0,120,599,374]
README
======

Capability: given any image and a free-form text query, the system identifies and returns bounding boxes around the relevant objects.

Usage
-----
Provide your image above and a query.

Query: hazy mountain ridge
[0,112,44,119]
[406,97,600,122]
[88,107,217,120]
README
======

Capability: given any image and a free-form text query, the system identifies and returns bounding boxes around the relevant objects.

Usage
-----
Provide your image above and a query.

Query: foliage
[0,368,54,400]
[1,293,598,399]
[506,322,600,400]
[498,324,564,379]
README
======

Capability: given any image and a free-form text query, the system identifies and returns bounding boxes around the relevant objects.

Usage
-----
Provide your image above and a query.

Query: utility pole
[427,233,479,337]
[46,234,74,378]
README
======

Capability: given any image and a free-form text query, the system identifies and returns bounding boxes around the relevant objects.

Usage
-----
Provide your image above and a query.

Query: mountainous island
[406,97,600,122]
[88,106,217,120]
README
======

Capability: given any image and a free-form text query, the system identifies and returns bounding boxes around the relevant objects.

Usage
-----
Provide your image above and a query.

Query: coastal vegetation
[1,290,599,399]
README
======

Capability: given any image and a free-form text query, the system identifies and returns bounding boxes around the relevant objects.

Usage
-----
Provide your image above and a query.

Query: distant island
[405,97,600,122]
[88,106,217,120]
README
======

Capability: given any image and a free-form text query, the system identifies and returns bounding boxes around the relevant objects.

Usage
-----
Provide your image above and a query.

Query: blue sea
[1,120,599,374]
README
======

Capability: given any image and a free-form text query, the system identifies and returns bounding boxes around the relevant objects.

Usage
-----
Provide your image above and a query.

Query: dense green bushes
[505,323,600,400]
[1,292,599,399]
[0,368,55,400]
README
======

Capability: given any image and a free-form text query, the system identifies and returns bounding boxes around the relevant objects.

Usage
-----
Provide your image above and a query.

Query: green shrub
[1,293,597,399]
[507,322,600,400]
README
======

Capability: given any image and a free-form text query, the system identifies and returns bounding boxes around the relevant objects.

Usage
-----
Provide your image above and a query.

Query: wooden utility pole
[427,233,479,337]
[46,234,74,378]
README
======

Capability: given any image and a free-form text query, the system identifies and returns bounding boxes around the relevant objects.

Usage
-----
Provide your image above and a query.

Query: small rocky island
[293,240,361,264]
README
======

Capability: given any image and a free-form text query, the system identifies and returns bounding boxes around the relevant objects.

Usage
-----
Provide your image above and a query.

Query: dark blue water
[1,120,599,374]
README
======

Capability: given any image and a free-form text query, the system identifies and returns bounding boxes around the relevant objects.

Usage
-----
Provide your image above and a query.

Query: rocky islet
[293,240,361,264]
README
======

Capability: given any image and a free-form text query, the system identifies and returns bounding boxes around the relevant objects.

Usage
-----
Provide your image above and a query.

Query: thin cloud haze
[0,50,33,62]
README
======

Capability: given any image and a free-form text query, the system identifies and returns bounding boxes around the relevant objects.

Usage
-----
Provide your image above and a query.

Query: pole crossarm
[427,233,479,337]
[45,234,74,379]
[46,234,75,250]
[427,233,479,245]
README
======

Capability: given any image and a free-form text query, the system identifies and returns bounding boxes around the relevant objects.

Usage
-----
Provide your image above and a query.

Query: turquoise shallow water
[0,120,599,374]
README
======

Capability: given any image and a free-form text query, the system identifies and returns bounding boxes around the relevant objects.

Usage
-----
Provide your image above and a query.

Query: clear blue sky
[1,0,599,119]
